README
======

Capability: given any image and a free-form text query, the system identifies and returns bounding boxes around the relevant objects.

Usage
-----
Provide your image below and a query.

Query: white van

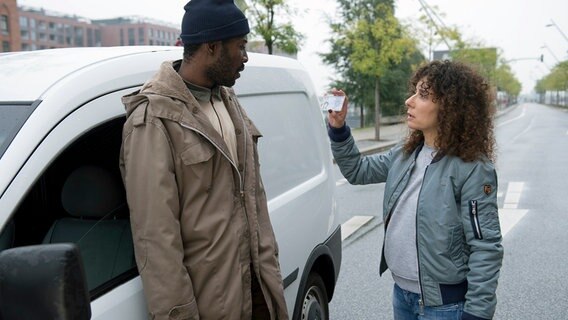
[0,46,341,319]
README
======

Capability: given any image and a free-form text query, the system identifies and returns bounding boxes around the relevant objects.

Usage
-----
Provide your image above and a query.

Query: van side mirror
[0,243,91,320]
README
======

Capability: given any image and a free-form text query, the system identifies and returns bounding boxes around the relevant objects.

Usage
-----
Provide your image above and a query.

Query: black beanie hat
[180,0,250,44]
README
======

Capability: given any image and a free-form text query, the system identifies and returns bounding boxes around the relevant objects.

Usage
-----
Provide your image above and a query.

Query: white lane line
[336,178,348,187]
[503,182,524,209]
[497,106,526,128]
[341,215,374,241]
[499,209,528,237]
[500,181,527,237]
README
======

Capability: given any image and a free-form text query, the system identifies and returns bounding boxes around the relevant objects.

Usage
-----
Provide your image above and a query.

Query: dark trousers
[251,272,271,319]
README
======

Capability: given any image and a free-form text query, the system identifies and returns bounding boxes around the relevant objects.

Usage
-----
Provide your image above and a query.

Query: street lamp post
[545,19,568,44]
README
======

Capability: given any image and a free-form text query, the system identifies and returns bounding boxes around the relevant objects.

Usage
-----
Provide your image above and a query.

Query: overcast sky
[18,0,568,95]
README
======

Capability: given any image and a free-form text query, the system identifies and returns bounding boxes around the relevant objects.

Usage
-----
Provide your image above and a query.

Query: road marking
[500,181,527,237]
[499,209,528,237]
[503,182,524,209]
[497,106,526,128]
[339,182,527,242]
[341,215,374,241]
[336,178,348,187]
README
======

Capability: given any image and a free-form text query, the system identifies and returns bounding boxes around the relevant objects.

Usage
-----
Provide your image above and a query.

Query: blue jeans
[393,284,464,320]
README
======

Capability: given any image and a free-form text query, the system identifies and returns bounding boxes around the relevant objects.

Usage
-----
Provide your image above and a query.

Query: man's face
[206,36,248,87]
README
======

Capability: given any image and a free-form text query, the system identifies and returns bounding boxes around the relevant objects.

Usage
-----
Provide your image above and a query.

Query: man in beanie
[120,0,289,319]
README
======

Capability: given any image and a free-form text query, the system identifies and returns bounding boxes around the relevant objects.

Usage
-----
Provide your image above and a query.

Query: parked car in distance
[0,46,341,320]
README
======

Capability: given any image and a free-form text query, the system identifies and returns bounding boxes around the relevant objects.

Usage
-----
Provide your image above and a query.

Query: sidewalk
[351,104,519,155]
[351,122,406,155]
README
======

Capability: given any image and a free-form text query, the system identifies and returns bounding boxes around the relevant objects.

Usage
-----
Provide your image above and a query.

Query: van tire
[300,273,329,320]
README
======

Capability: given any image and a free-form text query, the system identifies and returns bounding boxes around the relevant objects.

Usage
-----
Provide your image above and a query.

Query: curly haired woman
[327,60,503,320]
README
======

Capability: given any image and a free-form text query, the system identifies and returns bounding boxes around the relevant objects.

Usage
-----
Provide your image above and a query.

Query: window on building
[95,29,101,46]
[74,27,84,47]
[128,28,135,46]
[138,27,145,45]
[2,41,10,52]
[87,28,94,47]
[120,29,124,46]
[65,25,72,45]
[1,16,8,36]
[19,16,28,29]
[30,18,36,29]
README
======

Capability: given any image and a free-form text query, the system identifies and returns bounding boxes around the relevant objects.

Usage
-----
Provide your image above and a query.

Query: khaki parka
[119,60,289,320]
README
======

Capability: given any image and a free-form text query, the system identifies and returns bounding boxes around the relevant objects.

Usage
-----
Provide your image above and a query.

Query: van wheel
[300,273,328,320]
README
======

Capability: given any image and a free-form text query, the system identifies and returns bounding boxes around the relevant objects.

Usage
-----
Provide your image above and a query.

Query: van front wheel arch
[300,273,329,320]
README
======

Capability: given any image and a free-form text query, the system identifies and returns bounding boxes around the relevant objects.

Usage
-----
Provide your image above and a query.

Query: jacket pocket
[469,200,483,240]
[168,298,199,320]
[448,225,468,268]
[180,141,215,165]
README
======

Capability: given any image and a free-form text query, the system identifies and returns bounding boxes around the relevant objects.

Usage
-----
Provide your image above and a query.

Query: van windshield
[0,104,34,158]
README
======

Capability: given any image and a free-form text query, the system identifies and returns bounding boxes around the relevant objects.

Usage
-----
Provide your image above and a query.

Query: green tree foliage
[246,0,303,55]
[494,62,521,96]
[321,0,422,139]
[408,6,522,101]
[536,61,568,105]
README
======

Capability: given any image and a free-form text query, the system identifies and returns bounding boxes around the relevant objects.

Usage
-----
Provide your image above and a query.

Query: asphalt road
[329,103,568,319]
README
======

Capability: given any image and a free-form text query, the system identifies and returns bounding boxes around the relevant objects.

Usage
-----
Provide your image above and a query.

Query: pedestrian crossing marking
[341,216,374,241]
[500,182,527,237]
[499,209,528,237]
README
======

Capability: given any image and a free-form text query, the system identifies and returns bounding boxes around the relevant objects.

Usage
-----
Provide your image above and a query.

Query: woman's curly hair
[403,60,496,162]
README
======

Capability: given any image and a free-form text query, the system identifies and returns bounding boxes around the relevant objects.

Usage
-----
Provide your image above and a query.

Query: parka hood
[122,60,194,118]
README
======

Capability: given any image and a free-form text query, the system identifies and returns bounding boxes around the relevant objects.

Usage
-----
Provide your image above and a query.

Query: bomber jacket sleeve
[329,124,395,185]
[460,160,503,320]
[121,114,199,320]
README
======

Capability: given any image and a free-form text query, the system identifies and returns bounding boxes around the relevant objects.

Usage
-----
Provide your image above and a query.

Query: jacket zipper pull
[418,298,424,315]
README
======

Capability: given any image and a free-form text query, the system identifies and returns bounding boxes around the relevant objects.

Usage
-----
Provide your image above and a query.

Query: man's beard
[206,47,238,87]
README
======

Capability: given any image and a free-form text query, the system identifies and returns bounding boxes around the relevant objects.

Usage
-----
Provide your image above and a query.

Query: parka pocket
[180,141,215,165]
[168,298,199,320]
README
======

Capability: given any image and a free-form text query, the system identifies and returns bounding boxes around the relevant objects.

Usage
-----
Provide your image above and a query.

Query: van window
[0,104,35,158]
[10,117,137,300]
[239,93,322,199]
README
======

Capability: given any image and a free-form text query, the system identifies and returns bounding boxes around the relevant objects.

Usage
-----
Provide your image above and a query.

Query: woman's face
[405,79,440,145]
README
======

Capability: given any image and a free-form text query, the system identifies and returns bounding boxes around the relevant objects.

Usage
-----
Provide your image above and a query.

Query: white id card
[320,95,345,111]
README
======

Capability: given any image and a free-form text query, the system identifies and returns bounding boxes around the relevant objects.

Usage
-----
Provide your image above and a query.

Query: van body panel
[0,47,340,319]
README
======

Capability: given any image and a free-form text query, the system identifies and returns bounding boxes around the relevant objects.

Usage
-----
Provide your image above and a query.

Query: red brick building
[0,0,180,52]
[0,0,20,52]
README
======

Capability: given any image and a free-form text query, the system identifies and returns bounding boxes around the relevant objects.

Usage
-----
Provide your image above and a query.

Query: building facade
[0,0,180,52]
[94,17,179,47]
[0,0,20,52]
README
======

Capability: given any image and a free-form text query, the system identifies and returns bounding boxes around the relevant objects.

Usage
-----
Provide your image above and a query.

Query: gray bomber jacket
[330,125,503,320]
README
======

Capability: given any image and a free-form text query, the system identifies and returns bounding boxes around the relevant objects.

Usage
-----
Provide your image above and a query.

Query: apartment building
[0,0,180,52]
[94,17,179,47]
[0,0,19,52]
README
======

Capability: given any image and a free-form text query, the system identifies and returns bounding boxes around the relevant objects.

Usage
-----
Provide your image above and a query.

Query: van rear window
[240,93,323,199]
